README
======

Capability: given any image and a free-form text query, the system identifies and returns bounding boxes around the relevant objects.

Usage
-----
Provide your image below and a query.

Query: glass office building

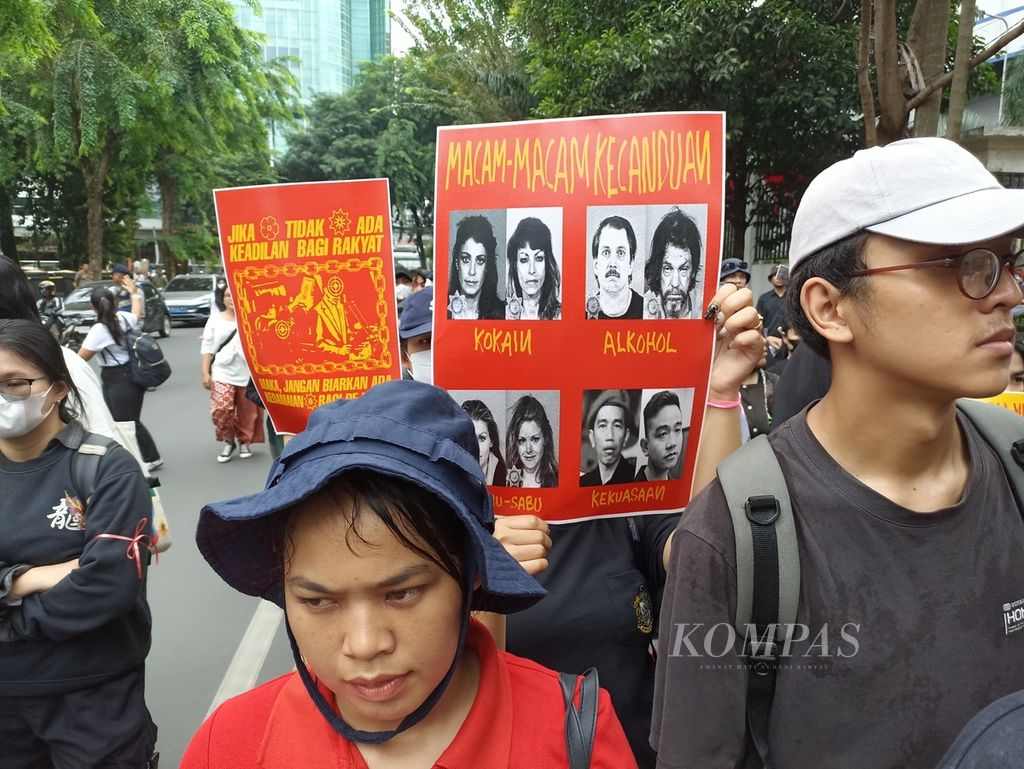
[230,0,391,99]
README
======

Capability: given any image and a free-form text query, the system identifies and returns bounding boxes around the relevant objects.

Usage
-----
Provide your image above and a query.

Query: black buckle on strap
[746,495,780,525]
[1012,439,1024,471]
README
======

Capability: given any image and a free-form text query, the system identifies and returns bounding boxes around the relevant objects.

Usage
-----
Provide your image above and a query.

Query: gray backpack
[717,399,1024,769]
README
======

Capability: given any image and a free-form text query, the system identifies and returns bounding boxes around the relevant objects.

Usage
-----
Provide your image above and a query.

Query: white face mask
[395,284,413,302]
[0,384,56,439]
[408,350,433,385]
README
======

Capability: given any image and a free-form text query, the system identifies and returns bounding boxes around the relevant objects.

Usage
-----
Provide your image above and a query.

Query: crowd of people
[2,137,1023,769]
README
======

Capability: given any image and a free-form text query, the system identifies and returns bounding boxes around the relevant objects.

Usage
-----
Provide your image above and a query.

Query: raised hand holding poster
[213,179,400,435]
[433,113,726,522]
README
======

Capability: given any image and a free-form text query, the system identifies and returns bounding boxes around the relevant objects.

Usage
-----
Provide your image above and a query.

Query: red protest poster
[433,113,725,522]
[213,179,400,434]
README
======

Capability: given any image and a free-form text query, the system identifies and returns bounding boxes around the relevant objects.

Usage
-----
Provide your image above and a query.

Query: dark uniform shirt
[652,411,1024,769]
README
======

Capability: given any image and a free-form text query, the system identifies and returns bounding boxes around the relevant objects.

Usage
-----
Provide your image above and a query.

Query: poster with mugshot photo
[433,112,725,521]
[449,390,510,487]
[642,205,707,320]
[585,208,648,320]
[504,208,563,320]
[446,210,507,320]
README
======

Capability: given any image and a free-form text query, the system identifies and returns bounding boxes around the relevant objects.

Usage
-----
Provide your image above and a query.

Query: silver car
[163,274,223,325]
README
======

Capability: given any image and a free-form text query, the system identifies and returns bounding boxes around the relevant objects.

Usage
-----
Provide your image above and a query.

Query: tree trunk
[726,144,749,261]
[410,205,426,268]
[157,169,180,279]
[82,147,112,276]
[874,0,909,144]
[946,0,977,142]
[0,186,17,260]
[858,0,878,147]
[907,0,951,138]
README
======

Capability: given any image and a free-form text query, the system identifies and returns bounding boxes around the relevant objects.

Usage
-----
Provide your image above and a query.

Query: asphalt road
[93,324,295,767]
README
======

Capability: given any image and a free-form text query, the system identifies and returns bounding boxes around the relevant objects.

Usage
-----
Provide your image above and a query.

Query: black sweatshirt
[0,421,153,695]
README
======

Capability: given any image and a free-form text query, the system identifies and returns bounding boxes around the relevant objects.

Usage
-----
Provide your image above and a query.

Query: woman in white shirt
[200,285,264,463]
[78,284,163,472]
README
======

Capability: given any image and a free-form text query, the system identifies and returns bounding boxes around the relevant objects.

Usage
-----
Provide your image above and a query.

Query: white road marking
[207,600,284,716]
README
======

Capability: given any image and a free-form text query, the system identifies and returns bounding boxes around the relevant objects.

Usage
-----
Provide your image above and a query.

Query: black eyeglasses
[0,377,49,402]
[852,248,1024,300]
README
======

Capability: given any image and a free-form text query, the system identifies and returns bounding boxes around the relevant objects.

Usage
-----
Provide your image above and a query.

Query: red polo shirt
[181,620,637,768]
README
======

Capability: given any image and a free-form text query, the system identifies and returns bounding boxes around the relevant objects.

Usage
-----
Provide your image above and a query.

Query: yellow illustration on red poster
[433,113,725,522]
[977,392,1024,417]
[213,179,400,434]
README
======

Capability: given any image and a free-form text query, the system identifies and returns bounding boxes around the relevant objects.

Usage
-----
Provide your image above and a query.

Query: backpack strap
[956,399,1024,512]
[717,435,801,769]
[560,667,599,769]
[71,433,118,508]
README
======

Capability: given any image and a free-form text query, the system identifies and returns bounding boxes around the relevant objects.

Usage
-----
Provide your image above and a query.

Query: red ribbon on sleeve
[92,518,152,579]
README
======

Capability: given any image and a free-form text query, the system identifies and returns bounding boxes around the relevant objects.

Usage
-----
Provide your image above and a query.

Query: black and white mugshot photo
[504,391,560,489]
[635,388,694,482]
[447,210,507,320]
[641,205,707,320]
[579,389,642,486]
[449,390,509,487]
[504,208,563,321]
[585,207,647,320]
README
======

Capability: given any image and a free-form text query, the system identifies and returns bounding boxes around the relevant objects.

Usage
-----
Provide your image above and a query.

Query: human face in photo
[472,418,492,469]
[589,404,627,469]
[1008,349,1024,392]
[458,238,487,299]
[284,499,466,734]
[845,234,1022,399]
[660,245,693,317]
[516,243,546,300]
[517,419,544,473]
[643,404,684,474]
[595,226,632,295]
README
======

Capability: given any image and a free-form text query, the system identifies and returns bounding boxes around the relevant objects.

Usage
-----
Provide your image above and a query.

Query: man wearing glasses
[653,138,1024,769]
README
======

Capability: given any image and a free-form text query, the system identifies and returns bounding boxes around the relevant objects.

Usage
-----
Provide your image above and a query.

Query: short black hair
[786,232,870,360]
[591,216,637,262]
[0,257,42,322]
[276,469,469,591]
[643,390,681,434]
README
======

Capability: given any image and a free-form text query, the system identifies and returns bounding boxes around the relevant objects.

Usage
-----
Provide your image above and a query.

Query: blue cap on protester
[195,378,544,615]
[111,263,131,276]
[719,258,750,283]
[399,286,433,339]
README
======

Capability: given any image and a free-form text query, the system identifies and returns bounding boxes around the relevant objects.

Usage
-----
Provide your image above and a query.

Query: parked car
[60,280,171,350]
[162,274,222,326]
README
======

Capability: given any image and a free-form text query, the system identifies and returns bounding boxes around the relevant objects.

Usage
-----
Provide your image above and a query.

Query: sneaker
[217,442,236,464]
[238,444,252,459]
[144,459,163,472]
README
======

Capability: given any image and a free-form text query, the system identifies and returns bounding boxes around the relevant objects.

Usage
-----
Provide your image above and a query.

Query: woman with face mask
[0,319,157,768]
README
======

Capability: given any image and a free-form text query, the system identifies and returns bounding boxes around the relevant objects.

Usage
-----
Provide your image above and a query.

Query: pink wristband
[707,397,741,409]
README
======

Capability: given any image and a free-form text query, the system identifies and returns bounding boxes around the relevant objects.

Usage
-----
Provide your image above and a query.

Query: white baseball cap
[789,138,1024,270]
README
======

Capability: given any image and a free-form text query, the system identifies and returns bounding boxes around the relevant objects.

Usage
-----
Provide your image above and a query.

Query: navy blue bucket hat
[196,379,545,615]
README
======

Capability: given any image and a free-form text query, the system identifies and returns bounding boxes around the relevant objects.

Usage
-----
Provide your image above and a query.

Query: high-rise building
[229,0,391,100]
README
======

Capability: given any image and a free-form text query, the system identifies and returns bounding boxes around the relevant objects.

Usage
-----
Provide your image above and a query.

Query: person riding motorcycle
[37,280,65,338]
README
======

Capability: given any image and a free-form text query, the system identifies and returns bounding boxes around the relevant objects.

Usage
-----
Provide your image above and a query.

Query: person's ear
[801,277,854,347]
[588,428,596,448]
[640,437,649,457]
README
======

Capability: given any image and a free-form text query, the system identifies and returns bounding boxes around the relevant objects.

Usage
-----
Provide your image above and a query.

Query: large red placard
[433,113,726,522]
[213,179,400,434]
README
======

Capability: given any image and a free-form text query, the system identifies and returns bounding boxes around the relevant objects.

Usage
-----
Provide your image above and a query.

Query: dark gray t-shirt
[652,411,1024,769]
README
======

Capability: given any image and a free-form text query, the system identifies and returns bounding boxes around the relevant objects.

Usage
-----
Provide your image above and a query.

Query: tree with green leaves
[279,56,454,265]
[517,0,863,259]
